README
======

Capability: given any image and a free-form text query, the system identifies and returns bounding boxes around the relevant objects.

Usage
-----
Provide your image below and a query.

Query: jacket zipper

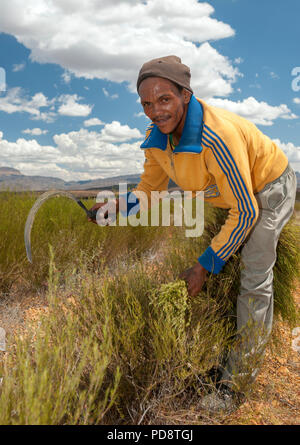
[167,137,180,186]
[171,151,180,185]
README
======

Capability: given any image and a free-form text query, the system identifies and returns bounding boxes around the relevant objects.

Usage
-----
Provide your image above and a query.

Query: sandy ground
[225,281,300,425]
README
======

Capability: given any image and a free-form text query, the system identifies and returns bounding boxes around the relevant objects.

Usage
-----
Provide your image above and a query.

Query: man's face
[139,77,190,135]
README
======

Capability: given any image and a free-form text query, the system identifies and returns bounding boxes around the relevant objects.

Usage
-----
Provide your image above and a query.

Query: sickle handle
[76,200,98,220]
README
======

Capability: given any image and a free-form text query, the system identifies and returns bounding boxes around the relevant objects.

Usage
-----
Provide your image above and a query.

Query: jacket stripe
[203,125,256,259]
[204,125,257,257]
[202,136,245,260]
[202,125,257,260]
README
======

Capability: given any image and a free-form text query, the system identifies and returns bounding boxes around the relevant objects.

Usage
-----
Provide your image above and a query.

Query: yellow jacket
[129,95,288,273]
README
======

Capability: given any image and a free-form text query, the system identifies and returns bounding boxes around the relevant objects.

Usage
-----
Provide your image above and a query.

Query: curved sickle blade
[24,190,91,263]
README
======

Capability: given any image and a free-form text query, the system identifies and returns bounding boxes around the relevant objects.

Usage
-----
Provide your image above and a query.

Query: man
[90,56,297,412]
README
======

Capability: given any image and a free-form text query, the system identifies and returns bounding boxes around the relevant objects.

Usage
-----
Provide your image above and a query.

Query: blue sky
[0,0,299,180]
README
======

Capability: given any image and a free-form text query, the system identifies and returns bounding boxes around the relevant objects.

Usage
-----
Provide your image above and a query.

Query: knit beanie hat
[137,55,193,94]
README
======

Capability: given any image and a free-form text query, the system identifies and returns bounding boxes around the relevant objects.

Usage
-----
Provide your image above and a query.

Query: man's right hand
[88,199,120,225]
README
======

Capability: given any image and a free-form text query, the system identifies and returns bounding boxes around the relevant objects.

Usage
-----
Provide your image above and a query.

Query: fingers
[188,283,199,297]
[185,279,197,297]
[179,267,192,280]
[89,202,106,213]
[88,217,98,224]
[87,202,107,224]
[87,212,108,225]
[88,200,117,226]
[179,265,205,297]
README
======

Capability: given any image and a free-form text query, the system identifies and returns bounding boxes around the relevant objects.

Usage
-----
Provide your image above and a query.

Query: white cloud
[61,71,72,84]
[12,62,25,72]
[0,0,239,99]
[22,128,48,136]
[207,97,298,126]
[273,139,300,173]
[0,136,58,162]
[0,88,50,116]
[0,88,93,121]
[0,88,95,121]
[0,87,58,122]
[99,121,143,143]
[249,82,261,89]
[234,57,243,64]
[102,88,119,100]
[0,121,144,180]
[57,94,93,117]
[293,98,300,105]
[273,139,300,163]
[31,111,57,123]
[134,111,149,119]
[30,92,49,108]
[270,71,279,80]
[84,118,105,127]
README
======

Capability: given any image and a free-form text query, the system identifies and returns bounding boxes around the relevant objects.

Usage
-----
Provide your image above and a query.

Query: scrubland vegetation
[0,191,299,424]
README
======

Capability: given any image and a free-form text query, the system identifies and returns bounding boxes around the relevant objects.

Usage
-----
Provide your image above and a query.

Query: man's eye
[162,98,169,103]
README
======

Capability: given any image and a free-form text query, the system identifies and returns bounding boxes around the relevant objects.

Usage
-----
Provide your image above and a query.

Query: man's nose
[148,103,161,120]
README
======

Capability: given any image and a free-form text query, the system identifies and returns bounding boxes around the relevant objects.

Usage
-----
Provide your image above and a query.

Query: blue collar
[140,95,204,154]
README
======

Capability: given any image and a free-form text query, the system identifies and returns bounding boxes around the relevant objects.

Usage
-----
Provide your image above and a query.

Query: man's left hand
[179,263,208,297]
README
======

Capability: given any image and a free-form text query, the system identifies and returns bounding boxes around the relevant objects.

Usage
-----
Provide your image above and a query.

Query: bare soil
[224,281,300,425]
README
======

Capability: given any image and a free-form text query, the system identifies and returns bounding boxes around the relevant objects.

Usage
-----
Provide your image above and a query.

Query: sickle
[24,190,97,263]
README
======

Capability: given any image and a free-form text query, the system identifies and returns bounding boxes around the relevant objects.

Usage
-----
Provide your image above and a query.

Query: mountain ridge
[0,167,299,192]
[0,168,142,191]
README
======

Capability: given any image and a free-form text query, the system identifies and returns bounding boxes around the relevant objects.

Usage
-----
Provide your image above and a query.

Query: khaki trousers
[221,164,297,389]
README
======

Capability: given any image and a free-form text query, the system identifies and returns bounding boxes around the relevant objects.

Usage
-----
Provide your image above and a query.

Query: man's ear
[183,89,192,104]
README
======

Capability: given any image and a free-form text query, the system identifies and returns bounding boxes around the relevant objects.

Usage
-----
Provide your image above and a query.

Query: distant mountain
[64,174,142,191]
[0,166,298,192]
[0,167,22,176]
[0,167,142,191]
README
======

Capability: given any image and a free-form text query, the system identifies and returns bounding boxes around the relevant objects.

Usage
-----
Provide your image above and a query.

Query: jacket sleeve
[120,148,169,216]
[136,149,170,197]
[198,126,259,274]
